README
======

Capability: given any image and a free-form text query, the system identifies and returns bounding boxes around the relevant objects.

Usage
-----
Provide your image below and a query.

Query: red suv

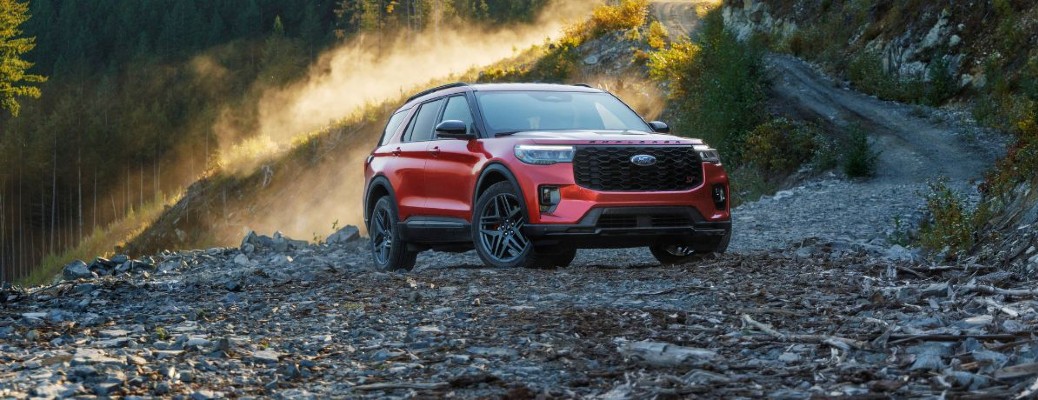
[363,83,731,270]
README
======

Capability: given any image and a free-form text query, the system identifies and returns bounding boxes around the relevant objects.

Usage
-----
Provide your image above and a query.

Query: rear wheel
[369,196,417,271]
[473,182,538,268]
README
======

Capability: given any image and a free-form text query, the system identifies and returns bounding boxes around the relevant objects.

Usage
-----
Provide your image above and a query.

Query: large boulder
[62,260,95,281]
[325,225,361,244]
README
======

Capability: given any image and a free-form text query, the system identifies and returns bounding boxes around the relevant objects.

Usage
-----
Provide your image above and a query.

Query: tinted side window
[404,98,445,142]
[379,111,408,146]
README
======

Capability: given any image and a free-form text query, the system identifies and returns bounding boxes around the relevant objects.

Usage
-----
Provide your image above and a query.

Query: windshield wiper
[495,131,521,137]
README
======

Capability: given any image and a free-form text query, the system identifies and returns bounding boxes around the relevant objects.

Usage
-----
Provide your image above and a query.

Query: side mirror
[648,121,670,133]
[435,120,473,139]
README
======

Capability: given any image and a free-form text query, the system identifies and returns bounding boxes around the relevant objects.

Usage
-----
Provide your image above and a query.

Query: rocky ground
[3,229,1038,399]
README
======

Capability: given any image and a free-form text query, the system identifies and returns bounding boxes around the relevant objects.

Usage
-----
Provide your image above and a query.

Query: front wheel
[369,196,417,271]
[473,182,537,268]
[649,245,709,265]
[534,246,577,268]
[650,233,729,265]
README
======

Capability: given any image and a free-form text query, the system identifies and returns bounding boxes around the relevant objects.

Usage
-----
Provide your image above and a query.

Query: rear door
[424,94,483,221]
[392,97,445,220]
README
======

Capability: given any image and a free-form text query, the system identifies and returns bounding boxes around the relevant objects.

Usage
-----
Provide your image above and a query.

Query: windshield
[475,91,652,135]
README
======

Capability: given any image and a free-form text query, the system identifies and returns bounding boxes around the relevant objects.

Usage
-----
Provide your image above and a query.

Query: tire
[369,196,417,271]
[533,246,577,268]
[472,182,540,268]
[650,232,729,266]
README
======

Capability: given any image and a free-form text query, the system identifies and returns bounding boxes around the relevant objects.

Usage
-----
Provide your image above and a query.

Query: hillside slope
[723,0,1038,273]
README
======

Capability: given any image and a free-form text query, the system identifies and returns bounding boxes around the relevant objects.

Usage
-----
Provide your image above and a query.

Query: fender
[363,175,398,230]
[473,162,530,217]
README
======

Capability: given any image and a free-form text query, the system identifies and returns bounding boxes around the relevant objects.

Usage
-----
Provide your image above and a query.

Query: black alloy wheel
[473,182,536,268]
[369,196,417,271]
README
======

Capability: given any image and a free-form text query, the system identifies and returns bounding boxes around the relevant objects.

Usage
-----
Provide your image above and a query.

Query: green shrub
[924,55,958,106]
[842,124,878,178]
[647,41,699,99]
[846,50,958,105]
[729,166,777,206]
[984,110,1038,197]
[646,20,669,50]
[665,8,767,165]
[919,178,987,259]
[743,118,818,176]
[812,137,839,171]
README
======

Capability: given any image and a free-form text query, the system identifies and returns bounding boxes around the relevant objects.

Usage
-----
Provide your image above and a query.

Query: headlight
[514,145,575,165]
[694,145,722,165]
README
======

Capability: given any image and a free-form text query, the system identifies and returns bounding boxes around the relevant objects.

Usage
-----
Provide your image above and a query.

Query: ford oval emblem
[630,154,657,166]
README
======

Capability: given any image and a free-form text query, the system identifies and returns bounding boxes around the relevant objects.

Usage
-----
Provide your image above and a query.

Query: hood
[505,130,703,146]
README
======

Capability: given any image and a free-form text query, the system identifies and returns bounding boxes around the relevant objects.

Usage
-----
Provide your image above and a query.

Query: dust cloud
[217,0,604,173]
[211,1,605,241]
[584,75,667,122]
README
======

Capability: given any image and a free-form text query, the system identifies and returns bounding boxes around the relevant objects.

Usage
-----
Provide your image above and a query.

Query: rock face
[977,181,1038,275]
[723,0,976,88]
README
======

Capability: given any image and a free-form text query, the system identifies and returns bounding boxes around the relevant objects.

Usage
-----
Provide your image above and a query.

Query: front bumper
[524,206,731,249]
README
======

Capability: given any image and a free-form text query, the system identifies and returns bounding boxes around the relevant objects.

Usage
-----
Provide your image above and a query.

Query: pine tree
[0,0,46,117]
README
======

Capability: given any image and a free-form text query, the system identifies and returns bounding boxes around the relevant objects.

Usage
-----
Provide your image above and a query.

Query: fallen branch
[352,382,449,391]
[996,363,1038,380]
[894,265,926,279]
[618,340,716,368]
[1016,375,1038,399]
[740,314,866,349]
[738,307,807,317]
[961,285,1038,298]
[740,314,784,338]
[982,298,1021,318]
[887,334,1020,345]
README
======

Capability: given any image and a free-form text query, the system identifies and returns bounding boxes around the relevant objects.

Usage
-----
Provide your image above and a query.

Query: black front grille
[573,146,702,191]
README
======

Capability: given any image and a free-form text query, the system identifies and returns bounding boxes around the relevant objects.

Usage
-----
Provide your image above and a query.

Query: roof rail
[406,82,469,103]
[573,83,592,88]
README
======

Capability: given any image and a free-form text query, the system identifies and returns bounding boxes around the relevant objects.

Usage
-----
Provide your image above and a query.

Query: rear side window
[379,111,408,146]
[403,98,445,142]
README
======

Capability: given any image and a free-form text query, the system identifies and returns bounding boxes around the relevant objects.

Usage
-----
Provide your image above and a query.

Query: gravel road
[3,233,1038,399]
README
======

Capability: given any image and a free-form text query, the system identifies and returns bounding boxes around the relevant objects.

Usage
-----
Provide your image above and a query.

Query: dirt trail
[651,3,1006,254]
[651,1,705,39]
[767,54,1001,184]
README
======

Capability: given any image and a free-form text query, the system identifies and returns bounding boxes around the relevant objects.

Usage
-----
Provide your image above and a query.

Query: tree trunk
[18,149,24,280]
[93,166,98,231]
[78,148,83,240]
[41,182,47,256]
[110,192,117,222]
[1,183,6,282]
[50,138,57,254]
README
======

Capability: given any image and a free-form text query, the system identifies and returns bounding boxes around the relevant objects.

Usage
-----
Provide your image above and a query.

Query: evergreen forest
[0,0,550,282]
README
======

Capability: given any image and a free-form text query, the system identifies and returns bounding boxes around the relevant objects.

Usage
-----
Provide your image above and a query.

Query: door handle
[430,146,441,156]
[392,147,402,156]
